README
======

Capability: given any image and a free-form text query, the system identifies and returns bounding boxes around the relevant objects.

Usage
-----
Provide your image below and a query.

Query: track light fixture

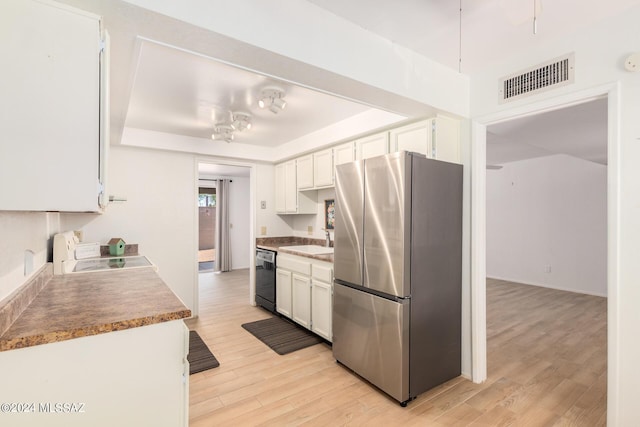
[211,124,234,143]
[230,112,252,131]
[258,87,287,114]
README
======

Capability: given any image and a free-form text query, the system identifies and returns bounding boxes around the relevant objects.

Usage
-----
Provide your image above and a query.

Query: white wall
[292,188,336,241]
[59,146,287,315]
[228,176,250,269]
[471,5,640,424]
[0,212,61,302]
[62,145,197,312]
[487,154,607,296]
[254,163,294,238]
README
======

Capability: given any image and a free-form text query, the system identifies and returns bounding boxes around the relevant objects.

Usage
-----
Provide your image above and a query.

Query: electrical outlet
[260,200,266,209]
[307,226,313,235]
[260,226,267,236]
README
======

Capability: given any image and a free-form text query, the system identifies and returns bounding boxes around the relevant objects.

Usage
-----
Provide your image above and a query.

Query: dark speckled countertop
[0,265,191,352]
[256,236,334,263]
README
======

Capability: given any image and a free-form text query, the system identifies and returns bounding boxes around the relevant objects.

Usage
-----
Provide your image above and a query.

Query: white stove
[53,231,156,275]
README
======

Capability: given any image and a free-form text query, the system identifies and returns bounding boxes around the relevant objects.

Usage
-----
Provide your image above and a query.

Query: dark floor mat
[241,316,323,355]
[188,330,219,374]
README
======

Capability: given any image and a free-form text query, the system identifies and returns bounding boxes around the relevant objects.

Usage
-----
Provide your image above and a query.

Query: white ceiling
[307,0,640,73]
[125,40,399,146]
[55,0,626,158]
[487,98,608,166]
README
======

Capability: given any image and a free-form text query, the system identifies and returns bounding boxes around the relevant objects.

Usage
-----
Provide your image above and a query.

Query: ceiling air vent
[499,53,575,103]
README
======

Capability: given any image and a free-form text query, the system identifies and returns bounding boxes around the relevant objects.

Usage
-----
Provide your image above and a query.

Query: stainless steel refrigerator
[332,151,463,406]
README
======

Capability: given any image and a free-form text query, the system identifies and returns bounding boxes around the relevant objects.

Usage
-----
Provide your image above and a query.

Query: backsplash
[256,236,333,248]
[0,212,60,303]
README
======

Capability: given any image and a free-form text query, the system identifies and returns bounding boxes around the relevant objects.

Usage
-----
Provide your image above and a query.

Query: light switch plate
[307,226,313,235]
[260,200,266,209]
[260,226,267,235]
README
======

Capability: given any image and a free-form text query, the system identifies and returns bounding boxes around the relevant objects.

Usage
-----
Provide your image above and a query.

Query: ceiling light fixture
[258,87,287,114]
[211,124,235,143]
[230,112,252,131]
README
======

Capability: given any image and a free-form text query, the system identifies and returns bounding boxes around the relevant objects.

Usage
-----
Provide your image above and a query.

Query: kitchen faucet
[325,230,331,247]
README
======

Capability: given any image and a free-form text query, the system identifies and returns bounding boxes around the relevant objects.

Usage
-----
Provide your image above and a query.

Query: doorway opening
[195,161,255,316]
[484,97,608,420]
[470,81,619,421]
[198,187,216,272]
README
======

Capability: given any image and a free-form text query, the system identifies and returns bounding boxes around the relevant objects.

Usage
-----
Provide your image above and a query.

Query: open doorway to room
[198,186,216,272]
[197,162,252,276]
[483,97,608,423]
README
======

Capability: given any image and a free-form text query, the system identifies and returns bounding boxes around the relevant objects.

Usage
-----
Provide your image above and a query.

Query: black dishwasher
[255,248,277,313]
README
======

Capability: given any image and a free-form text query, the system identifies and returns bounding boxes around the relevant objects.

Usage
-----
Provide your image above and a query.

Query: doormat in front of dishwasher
[188,330,220,374]
[241,316,323,355]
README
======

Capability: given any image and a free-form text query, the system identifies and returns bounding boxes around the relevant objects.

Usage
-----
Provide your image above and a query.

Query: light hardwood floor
[186,272,606,426]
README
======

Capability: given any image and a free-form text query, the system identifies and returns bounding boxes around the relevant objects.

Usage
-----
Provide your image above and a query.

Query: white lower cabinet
[276,268,293,318]
[0,321,188,427]
[276,254,333,342]
[292,273,311,328]
[311,279,332,341]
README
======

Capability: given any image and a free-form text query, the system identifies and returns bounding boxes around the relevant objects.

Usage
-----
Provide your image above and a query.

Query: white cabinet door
[276,268,292,318]
[334,142,355,166]
[275,160,316,214]
[284,160,297,213]
[0,0,104,212]
[311,279,332,342]
[356,132,389,160]
[296,155,314,190]
[390,120,431,156]
[313,149,334,187]
[275,163,286,213]
[0,321,188,427]
[292,273,311,328]
[433,116,461,163]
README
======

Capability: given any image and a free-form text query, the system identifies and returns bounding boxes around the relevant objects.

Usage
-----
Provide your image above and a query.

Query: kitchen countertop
[256,237,334,263]
[0,265,191,351]
[258,244,334,263]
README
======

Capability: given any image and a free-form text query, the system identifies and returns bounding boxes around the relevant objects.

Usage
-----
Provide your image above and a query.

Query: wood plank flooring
[186,272,606,426]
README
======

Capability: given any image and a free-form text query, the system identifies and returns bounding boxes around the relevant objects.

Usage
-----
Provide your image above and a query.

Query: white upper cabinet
[0,0,108,212]
[432,116,461,163]
[390,120,431,156]
[390,117,461,164]
[275,163,286,213]
[275,160,316,214]
[284,160,298,213]
[313,148,334,188]
[334,141,355,166]
[355,132,389,160]
[296,155,314,190]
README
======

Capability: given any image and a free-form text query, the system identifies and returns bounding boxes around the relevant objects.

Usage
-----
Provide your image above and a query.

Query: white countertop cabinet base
[0,320,189,427]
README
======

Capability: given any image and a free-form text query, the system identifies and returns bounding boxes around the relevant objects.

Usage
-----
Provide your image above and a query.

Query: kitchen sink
[283,245,334,255]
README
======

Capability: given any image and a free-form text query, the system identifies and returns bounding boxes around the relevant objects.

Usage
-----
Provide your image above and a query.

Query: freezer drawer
[332,283,410,403]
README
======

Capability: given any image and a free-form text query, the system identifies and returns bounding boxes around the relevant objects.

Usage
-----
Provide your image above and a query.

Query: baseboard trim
[486,275,607,298]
